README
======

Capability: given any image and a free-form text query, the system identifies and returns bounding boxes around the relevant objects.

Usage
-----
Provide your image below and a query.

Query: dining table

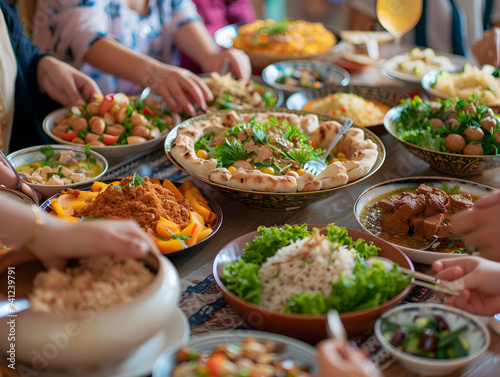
[2,42,500,377]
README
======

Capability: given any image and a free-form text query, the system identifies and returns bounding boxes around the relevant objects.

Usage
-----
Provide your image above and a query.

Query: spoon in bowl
[327,309,347,343]
[0,150,39,205]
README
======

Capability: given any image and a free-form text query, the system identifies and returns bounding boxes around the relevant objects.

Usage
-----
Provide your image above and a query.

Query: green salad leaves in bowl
[384,94,500,174]
[213,223,413,343]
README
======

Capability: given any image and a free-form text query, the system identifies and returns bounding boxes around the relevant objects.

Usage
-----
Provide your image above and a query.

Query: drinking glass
[376,0,423,40]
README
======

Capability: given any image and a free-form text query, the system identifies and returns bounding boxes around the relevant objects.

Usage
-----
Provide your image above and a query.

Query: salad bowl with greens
[384,95,500,175]
[213,223,413,343]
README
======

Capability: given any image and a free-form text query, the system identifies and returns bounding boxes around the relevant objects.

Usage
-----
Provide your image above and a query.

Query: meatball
[444,134,466,153]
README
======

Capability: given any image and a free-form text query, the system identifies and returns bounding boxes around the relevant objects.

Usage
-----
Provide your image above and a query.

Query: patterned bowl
[374,303,491,376]
[384,105,500,175]
[164,109,386,210]
[261,60,350,96]
[287,85,409,127]
[214,23,346,70]
[353,176,495,265]
[212,225,414,343]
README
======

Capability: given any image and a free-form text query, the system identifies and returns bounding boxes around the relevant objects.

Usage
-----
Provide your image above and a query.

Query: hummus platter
[166,109,385,209]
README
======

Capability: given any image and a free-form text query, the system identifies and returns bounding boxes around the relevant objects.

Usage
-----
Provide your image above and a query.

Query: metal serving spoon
[327,309,347,343]
[0,299,30,318]
[303,119,353,175]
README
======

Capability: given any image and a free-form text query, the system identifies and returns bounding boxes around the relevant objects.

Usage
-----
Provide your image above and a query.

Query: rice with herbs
[29,254,154,314]
[258,233,356,313]
[302,93,388,127]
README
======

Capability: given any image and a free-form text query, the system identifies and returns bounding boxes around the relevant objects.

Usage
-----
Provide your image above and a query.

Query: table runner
[178,262,443,370]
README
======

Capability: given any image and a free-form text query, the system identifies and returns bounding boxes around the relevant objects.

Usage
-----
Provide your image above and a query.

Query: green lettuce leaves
[221,224,411,314]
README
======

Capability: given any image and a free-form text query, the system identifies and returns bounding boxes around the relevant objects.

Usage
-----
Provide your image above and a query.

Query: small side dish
[381,313,470,359]
[392,48,454,77]
[202,73,279,110]
[171,337,313,377]
[360,183,473,254]
[222,223,412,315]
[395,95,500,155]
[47,175,217,254]
[429,64,500,105]
[302,92,390,127]
[51,93,175,146]
[275,67,337,89]
[16,145,102,185]
[232,19,337,56]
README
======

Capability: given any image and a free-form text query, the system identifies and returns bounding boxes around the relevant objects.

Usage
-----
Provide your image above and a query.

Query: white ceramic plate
[353,176,494,264]
[383,54,455,84]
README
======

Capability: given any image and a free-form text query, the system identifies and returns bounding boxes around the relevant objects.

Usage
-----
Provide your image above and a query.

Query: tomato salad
[51,93,175,146]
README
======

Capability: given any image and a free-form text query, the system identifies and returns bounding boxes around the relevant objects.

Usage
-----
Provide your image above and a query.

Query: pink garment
[180,0,255,73]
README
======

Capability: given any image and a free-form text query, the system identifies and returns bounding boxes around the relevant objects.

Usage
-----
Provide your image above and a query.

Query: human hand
[451,190,500,261]
[31,215,158,270]
[0,153,18,189]
[203,49,252,80]
[149,65,213,116]
[316,339,382,377]
[432,256,500,316]
[37,56,102,107]
[472,27,500,66]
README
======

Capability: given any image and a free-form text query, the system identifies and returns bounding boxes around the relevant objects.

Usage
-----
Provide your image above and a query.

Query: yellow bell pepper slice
[150,178,161,185]
[90,181,109,192]
[184,186,216,224]
[198,228,213,242]
[154,238,186,254]
[162,179,185,201]
[156,217,180,239]
[51,198,76,216]
[179,180,196,195]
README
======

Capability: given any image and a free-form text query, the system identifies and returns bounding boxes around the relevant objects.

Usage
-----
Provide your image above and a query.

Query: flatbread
[170,111,379,193]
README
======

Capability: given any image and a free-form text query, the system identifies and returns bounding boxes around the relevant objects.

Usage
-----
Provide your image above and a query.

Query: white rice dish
[258,233,356,313]
[432,66,500,105]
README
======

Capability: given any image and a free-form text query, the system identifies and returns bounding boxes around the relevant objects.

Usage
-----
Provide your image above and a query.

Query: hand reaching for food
[316,339,383,377]
[433,256,500,316]
[150,65,213,116]
[37,56,102,107]
[202,49,252,81]
[1,196,157,270]
[451,190,500,262]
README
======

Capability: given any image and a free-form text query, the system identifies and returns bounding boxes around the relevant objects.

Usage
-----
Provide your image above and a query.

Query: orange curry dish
[71,176,193,231]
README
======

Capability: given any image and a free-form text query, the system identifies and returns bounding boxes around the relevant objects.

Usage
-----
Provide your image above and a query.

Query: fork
[303,119,353,175]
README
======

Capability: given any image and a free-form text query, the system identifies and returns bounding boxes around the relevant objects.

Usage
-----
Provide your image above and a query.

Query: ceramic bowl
[214,23,346,70]
[0,249,181,371]
[286,85,409,127]
[374,303,491,376]
[43,108,181,166]
[421,67,500,108]
[261,60,350,96]
[383,53,456,84]
[384,105,500,175]
[212,225,413,343]
[39,178,223,258]
[353,176,495,265]
[7,144,108,199]
[164,108,386,211]
[152,330,318,376]
[199,74,285,109]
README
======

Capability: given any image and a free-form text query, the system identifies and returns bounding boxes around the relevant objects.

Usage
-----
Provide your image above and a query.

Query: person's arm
[433,256,500,316]
[1,197,157,270]
[472,27,500,66]
[83,37,213,115]
[175,21,251,79]
[345,0,379,30]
